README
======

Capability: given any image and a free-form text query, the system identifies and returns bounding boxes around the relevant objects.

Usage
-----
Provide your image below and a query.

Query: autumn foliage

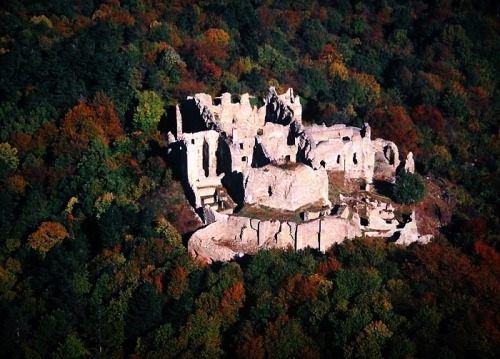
[0,1,498,358]
[367,105,418,156]
[58,99,123,156]
[411,104,446,132]
[28,221,69,255]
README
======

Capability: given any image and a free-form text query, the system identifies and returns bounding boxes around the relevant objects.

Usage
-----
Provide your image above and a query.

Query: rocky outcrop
[243,163,331,211]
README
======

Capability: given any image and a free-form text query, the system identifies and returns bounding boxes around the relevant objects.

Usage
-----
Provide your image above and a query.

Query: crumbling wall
[372,139,401,182]
[266,87,298,125]
[307,124,359,142]
[256,122,298,165]
[189,202,431,263]
[304,123,376,183]
[277,88,302,124]
[318,215,362,251]
[188,210,361,263]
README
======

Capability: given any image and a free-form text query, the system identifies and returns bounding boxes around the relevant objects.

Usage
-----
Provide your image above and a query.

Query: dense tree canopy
[0,0,498,358]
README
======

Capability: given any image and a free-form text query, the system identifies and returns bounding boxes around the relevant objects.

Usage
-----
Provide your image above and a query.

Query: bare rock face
[243,163,331,211]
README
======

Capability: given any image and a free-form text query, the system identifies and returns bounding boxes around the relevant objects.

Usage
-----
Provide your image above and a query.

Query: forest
[0,0,498,358]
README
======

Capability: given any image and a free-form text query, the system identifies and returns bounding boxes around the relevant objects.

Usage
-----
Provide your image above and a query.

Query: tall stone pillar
[405,152,415,173]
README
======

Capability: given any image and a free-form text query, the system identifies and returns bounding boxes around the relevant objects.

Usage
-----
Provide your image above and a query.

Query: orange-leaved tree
[58,96,123,157]
[28,221,69,255]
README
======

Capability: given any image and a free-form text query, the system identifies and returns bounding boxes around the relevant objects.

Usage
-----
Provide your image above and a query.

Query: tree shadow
[372,180,395,200]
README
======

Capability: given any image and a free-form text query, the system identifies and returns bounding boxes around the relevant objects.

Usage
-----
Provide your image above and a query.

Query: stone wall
[188,210,362,263]
[372,139,401,182]
[190,203,431,263]
[257,122,298,164]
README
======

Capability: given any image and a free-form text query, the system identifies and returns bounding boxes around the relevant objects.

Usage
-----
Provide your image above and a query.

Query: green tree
[125,282,162,339]
[53,334,89,359]
[392,172,426,204]
[133,91,165,133]
[0,143,19,170]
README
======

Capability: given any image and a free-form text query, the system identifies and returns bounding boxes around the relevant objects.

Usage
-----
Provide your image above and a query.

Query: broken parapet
[266,87,299,125]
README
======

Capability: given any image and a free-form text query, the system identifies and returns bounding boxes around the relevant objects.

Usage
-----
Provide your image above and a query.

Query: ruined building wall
[195,92,266,133]
[256,122,298,164]
[276,88,302,124]
[307,124,360,142]
[189,200,431,263]
[304,124,375,182]
[372,139,401,182]
[182,130,222,208]
[171,87,403,210]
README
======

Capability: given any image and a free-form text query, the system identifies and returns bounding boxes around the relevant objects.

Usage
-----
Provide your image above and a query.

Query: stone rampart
[188,210,361,263]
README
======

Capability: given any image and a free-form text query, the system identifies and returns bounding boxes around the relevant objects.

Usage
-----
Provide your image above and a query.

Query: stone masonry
[167,87,430,262]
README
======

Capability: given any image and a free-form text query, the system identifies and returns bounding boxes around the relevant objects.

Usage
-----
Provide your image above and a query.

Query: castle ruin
[168,87,427,262]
